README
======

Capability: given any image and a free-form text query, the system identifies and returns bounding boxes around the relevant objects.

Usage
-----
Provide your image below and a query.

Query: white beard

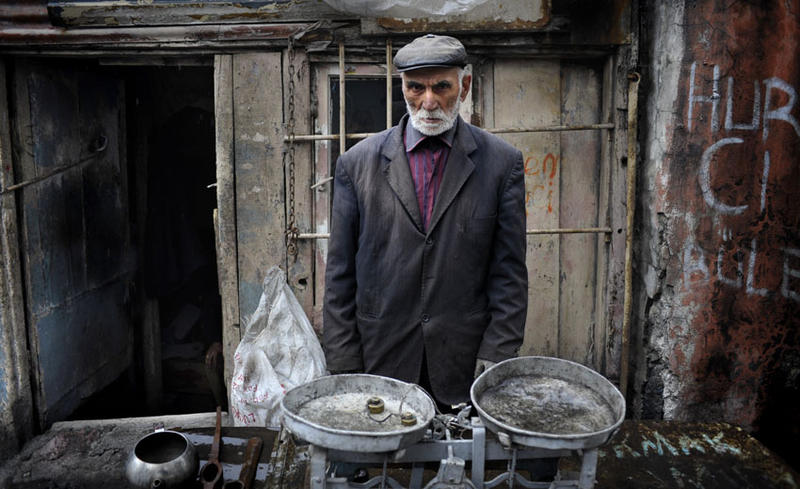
[406,93,462,136]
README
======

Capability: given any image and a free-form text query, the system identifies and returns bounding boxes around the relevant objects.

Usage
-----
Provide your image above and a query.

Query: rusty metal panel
[593,421,800,488]
[640,0,800,468]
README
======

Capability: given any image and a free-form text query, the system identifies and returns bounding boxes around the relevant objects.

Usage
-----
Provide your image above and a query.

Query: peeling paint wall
[637,0,800,460]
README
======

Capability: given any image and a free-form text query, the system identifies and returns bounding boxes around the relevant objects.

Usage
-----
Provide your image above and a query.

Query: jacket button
[421,314,430,323]
[425,238,433,245]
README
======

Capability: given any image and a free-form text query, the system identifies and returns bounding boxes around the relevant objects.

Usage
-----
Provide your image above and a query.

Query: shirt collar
[404,116,458,152]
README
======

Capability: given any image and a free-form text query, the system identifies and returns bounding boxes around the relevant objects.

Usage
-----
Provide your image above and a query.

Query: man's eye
[407,84,424,92]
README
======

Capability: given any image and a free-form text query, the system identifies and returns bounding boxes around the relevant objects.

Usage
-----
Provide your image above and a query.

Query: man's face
[402,66,471,136]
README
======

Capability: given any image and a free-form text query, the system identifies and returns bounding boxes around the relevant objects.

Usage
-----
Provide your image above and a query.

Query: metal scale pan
[470,356,625,451]
[281,373,436,453]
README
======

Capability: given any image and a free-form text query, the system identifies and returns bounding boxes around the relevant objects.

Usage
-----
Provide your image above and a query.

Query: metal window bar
[285,123,616,143]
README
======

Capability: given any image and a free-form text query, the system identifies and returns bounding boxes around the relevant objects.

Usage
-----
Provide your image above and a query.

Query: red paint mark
[543,153,558,179]
[524,153,559,215]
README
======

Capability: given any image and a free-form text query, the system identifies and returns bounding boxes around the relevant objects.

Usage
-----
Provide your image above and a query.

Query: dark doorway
[68,62,222,419]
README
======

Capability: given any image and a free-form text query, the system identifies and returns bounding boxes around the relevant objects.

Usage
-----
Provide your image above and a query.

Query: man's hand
[328,369,361,375]
[474,358,496,379]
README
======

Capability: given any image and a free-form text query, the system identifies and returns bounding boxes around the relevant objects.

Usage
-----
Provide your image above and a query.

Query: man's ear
[460,74,472,101]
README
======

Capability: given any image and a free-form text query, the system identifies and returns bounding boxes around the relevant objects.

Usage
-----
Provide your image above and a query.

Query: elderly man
[322,34,528,408]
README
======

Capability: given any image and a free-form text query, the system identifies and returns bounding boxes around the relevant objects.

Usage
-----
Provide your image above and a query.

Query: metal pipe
[386,39,393,129]
[338,42,346,157]
[297,227,612,240]
[488,123,615,134]
[284,123,615,142]
[619,72,641,399]
[310,176,334,189]
[526,227,612,235]
[0,137,107,195]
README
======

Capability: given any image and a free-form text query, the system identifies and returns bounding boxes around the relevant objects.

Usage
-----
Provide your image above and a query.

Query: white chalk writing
[683,239,710,285]
[688,62,721,133]
[725,77,760,131]
[688,62,800,140]
[612,430,741,459]
[699,138,747,215]
[683,62,799,303]
[762,77,800,142]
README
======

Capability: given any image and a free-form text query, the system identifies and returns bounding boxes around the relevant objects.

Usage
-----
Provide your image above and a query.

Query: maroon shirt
[404,121,457,230]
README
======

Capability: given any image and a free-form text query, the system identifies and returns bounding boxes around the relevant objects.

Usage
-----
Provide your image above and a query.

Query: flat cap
[393,34,467,72]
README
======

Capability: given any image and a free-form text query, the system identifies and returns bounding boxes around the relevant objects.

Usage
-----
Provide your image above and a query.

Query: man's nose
[421,90,438,111]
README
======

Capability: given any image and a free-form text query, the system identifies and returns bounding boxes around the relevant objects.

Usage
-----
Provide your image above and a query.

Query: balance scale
[281,357,625,489]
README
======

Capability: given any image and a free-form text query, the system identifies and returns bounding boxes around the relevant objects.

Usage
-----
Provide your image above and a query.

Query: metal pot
[281,374,436,453]
[125,430,199,489]
[470,356,625,450]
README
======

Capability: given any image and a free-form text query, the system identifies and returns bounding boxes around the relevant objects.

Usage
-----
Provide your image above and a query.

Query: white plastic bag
[322,0,489,18]
[230,266,326,428]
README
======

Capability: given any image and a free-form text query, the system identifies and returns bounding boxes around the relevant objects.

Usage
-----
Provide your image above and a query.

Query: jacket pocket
[467,214,496,253]
[356,287,380,318]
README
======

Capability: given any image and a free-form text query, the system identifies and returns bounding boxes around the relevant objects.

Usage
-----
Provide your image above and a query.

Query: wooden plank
[594,55,615,374]
[0,60,34,458]
[493,59,561,357]
[129,81,161,413]
[77,73,130,287]
[12,61,46,422]
[606,49,632,380]
[232,53,287,324]
[558,62,602,366]
[312,64,333,333]
[26,68,85,311]
[473,59,494,129]
[214,54,240,389]
[283,47,316,332]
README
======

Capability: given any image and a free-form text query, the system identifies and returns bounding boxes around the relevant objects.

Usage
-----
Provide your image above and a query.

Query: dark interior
[70,63,222,419]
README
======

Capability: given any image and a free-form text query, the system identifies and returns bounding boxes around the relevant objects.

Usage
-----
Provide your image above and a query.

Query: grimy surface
[479,375,616,434]
[0,413,297,489]
[590,421,798,488]
[1,416,796,489]
[297,392,422,432]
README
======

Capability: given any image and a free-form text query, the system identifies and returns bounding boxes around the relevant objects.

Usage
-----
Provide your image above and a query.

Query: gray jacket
[323,115,528,405]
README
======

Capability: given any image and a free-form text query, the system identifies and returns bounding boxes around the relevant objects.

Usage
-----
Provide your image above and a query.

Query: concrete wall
[636,0,800,457]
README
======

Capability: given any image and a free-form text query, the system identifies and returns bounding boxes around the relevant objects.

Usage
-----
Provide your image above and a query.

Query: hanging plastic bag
[322,0,489,18]
[230,266,326,428]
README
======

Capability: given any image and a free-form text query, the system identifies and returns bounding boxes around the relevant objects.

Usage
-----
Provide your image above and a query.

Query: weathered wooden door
[12,61,133,426]
[477,58,614,372]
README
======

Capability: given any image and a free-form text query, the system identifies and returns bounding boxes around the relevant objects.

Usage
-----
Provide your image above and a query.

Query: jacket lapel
[382,117,424,232]
[427,117,476,234]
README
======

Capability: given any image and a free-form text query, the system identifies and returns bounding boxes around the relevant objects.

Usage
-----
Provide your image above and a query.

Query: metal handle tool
[223,437,263,489]
[199,406,224,489]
